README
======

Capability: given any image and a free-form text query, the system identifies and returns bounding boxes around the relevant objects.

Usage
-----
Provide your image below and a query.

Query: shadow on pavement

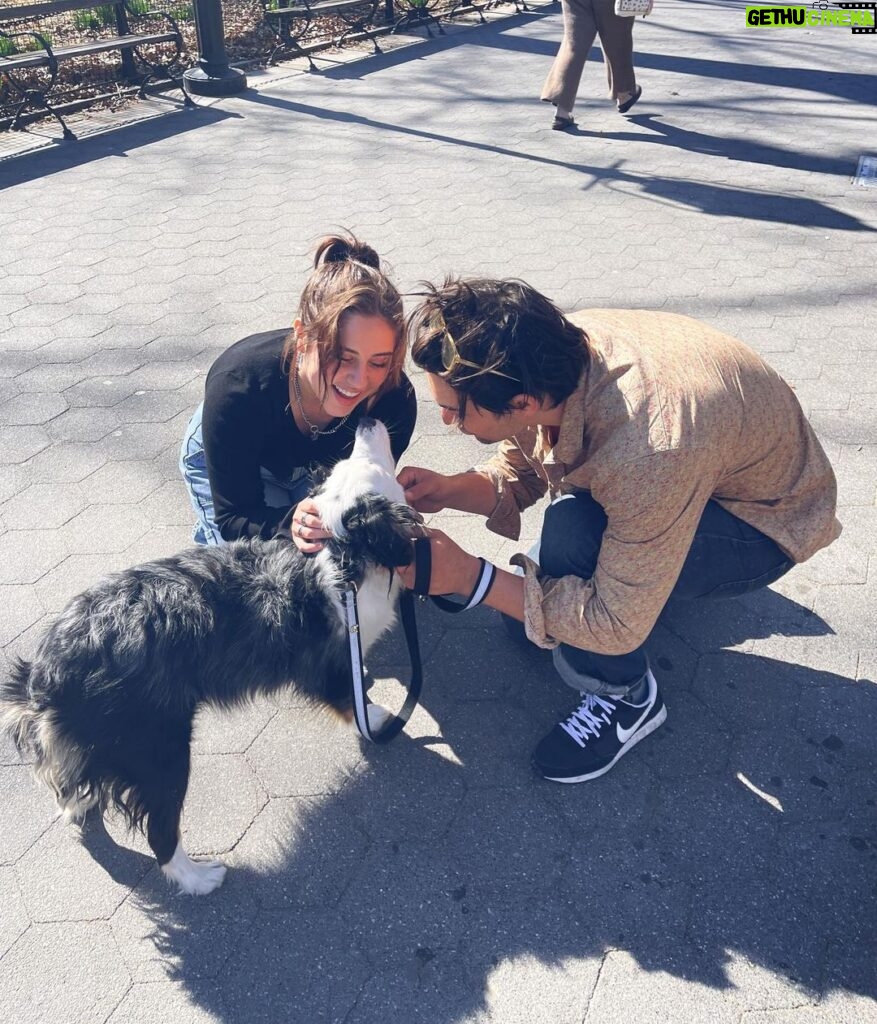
[115,589,875,1021]
[242,90,872,232]
[483,31,877,107]
[0,105,239,190]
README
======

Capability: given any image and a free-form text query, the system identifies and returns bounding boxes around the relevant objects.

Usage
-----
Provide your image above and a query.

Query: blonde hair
[283,233,405,402]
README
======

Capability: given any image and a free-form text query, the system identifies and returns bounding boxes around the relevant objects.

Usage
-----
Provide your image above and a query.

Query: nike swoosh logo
[617,701,654,744]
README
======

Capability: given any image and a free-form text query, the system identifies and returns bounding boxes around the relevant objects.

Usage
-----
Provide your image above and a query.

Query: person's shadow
[86,585,877,1022]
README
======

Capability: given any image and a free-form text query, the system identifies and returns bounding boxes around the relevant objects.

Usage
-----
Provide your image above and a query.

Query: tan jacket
[479,309,841,655]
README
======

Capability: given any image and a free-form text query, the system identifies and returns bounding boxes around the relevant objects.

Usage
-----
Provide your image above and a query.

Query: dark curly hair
[407,277,588,418]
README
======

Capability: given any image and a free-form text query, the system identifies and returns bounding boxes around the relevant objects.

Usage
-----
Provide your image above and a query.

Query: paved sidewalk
[1,2,875,1021]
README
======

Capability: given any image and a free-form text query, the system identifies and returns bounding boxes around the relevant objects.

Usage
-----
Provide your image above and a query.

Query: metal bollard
[183,0,248,97]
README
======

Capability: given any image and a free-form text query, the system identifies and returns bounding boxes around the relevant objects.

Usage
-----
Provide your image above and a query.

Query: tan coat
[479,309,841,655]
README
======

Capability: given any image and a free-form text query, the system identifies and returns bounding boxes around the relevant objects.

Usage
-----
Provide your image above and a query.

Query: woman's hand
[290,497,331,553]
[396,466,451,514]
[396,529,481,597]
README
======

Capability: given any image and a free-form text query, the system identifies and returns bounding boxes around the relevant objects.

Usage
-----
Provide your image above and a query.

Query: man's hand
[396,466,451,514]
[396,528,481,597]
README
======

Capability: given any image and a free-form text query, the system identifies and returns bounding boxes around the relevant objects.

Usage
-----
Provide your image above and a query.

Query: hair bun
[314,233,380,270]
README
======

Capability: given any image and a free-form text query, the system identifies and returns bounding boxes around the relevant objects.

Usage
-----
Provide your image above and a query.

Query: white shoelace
[560,694,617,748]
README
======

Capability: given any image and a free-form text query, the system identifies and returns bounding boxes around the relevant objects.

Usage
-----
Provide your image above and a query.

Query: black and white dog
[0,419,418,895]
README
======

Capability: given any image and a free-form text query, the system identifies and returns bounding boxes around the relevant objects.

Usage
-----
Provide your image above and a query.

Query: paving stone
[0,921,131,1024]
[0,866,29,958]
[636,691,731,780]
[181,752,267,856]
[106,982,227,1024]
[0,529,69,584]
[191,699,277,755]
[219,909,369,1023]
[586,949,739,1024]
[63,375,139,408]
[47,405,121,443]
[0,392,67,426]
[138,479,195,528]
[0,480,87,529]
[819,942,877,1024]
[123,524,196,562]
[0,585,45,646]
[795,680,877,768]
[224,794,369,910]
[15,816,153,922]
[101,420,182,461]
[0,425,50,464]
[60,504,151,554]
[246,707,365,798]
[23,441,109,483]
[858,648,877,685]
[110,867,260,983]
[82,460,166,505]
[32,551,130,613]
[0,765,57,865]
[691,650,807,732]
[114,390,192,424]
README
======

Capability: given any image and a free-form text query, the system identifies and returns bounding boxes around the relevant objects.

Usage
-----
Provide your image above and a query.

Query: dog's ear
[341,496,415,568]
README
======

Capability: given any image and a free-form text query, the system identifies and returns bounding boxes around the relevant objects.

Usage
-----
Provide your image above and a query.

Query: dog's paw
[162,845,227,896]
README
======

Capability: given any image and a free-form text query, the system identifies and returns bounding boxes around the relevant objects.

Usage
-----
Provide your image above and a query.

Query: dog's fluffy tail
[0,657,41,755]
[0,659,95,819]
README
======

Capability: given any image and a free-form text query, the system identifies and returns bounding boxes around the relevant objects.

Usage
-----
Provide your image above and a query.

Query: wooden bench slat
[1,0,136,22]
[0,31,178,70]
[267,0,376,15]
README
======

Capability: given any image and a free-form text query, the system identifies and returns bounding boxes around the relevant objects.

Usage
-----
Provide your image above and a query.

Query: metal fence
[0,0,416,128]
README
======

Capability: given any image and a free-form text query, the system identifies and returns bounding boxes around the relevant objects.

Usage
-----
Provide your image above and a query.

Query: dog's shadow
[101,589,877,1020]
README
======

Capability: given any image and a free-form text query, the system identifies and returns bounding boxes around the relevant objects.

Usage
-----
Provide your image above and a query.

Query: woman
[179,233,417,551]
[541,0,642,131]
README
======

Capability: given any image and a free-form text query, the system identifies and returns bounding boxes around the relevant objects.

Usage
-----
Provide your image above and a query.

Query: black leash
[411,535,498,612]
[347,585,423,744]
[349,536,497,744]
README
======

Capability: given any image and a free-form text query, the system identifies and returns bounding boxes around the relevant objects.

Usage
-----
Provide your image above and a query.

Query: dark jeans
[521,493,794,698]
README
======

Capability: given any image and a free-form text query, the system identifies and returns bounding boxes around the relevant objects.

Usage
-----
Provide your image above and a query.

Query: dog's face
[314,419,407,539]
[335,494,419,570]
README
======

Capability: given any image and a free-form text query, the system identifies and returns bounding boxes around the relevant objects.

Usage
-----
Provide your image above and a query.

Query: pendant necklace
[290,361,353,441]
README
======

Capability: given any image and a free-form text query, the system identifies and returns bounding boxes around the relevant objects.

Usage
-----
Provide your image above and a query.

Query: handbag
[614,0,653,15]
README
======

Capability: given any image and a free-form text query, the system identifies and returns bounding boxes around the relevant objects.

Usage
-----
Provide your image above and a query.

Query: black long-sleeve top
[201,329,417,541]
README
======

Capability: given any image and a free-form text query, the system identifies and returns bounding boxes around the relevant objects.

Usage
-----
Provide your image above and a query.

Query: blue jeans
[515,492,794,698]
[179,403,311,546]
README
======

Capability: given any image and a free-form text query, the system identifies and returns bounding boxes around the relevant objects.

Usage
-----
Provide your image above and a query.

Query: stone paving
[1,2,876,1021]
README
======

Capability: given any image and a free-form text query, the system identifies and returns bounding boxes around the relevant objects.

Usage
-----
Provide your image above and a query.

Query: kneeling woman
[180,234,416,550]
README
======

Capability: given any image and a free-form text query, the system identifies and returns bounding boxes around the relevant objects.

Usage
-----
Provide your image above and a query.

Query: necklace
[291,363,353,441]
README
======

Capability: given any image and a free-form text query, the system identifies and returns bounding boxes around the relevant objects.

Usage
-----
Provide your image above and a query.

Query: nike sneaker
[532,669,666,782]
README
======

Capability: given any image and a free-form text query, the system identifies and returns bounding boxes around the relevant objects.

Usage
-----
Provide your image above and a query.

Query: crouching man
[397,278,840,783]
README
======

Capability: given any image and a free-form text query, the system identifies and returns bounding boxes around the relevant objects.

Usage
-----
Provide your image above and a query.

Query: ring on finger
[297,523,304,538]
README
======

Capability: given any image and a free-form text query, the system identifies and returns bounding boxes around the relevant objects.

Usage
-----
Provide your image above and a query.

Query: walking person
[396,278,840,782]
[179,233,416,551]
[541,0,643,130]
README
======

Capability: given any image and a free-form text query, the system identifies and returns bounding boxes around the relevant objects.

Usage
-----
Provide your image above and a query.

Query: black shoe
[551,115,577,132]
[617,84,642,114]
[532,670,666,782]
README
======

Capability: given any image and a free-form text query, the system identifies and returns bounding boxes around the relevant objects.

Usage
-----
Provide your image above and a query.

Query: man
[396,278,840,784]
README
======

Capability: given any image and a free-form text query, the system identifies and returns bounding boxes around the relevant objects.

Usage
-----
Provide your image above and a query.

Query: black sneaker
[532,670,666,783]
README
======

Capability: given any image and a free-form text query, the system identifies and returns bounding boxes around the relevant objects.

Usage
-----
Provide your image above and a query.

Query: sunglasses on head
[437,316,520,383]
